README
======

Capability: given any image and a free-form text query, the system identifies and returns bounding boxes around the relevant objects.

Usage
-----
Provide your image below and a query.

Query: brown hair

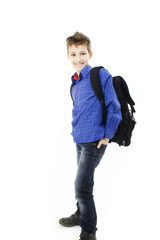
[66,32,91,53]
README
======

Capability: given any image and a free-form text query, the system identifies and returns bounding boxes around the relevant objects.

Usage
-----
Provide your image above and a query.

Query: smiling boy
[59,32,122,240]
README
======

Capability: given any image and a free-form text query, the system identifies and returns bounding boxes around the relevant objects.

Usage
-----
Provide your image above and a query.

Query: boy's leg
[59,144,81,227]
[75,142,107,235]
[59,144,82,228]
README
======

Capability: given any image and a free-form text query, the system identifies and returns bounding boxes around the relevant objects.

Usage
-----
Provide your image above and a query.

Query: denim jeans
[75,141,107,234]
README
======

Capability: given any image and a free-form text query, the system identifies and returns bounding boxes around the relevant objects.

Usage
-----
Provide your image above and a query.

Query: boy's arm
[99,68,122,143]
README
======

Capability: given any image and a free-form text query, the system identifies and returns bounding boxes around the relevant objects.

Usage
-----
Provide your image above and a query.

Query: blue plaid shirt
[71,65,122,143]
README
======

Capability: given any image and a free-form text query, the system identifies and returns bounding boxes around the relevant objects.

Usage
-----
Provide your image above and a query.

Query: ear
[89,51,93,59]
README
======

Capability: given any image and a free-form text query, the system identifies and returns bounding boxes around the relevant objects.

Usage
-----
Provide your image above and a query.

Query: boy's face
[67,44,93,75]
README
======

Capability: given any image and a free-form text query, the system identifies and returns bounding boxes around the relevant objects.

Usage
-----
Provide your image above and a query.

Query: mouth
[74,62,85,66]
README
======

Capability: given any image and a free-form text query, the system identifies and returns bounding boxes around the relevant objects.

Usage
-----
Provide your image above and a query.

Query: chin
[76,68,83,73]
[75,64,87,72]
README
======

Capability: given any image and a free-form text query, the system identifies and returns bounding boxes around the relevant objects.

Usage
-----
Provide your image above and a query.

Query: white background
[0,0,160,239]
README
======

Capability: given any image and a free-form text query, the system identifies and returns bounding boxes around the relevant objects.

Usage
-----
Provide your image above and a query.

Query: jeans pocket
[98,144,107,157]
[88,140,100,147]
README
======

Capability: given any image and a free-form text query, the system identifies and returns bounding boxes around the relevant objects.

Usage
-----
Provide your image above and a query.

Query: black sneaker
[59,211,81,227]
[79,231,97,240]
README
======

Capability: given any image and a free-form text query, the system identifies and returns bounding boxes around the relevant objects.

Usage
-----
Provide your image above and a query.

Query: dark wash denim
[75,141,107,234]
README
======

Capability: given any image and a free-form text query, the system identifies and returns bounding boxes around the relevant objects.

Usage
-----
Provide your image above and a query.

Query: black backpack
[90,66,136,146]
[70,66,136,146]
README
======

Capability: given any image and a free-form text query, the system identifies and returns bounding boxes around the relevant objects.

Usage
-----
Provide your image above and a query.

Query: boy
[59,32,122,240]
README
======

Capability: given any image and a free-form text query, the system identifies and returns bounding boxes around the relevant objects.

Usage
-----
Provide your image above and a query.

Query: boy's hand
[97,138,110,149]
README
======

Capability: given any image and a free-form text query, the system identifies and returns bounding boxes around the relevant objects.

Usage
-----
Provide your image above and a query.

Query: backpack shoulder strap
[70,82,75,105]
[90,66,107,124]
[90,66,104,103]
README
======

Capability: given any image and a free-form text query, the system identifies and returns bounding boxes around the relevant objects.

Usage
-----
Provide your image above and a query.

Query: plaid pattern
[71,65,122,143]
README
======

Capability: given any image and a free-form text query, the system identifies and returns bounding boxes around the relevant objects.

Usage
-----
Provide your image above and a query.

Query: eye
[71,53,76,57]
[81,52,86,55]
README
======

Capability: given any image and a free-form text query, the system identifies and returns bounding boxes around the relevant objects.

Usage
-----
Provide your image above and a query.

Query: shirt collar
[80,64,92,78]
[71,64,92,83]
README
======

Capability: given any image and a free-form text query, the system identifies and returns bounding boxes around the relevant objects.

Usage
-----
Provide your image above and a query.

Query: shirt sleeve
[99,68,122,139]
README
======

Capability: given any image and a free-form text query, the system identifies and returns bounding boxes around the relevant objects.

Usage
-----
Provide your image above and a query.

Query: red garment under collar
[74,73,79,80]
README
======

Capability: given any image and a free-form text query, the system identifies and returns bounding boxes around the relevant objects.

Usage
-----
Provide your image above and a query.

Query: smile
[74,62,85,66]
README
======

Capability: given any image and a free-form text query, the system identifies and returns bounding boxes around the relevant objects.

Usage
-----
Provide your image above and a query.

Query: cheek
[85,57,90,62]
[82,56,89,61]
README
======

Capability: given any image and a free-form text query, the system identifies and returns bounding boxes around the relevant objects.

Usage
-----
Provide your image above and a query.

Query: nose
[75,54,81,62]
